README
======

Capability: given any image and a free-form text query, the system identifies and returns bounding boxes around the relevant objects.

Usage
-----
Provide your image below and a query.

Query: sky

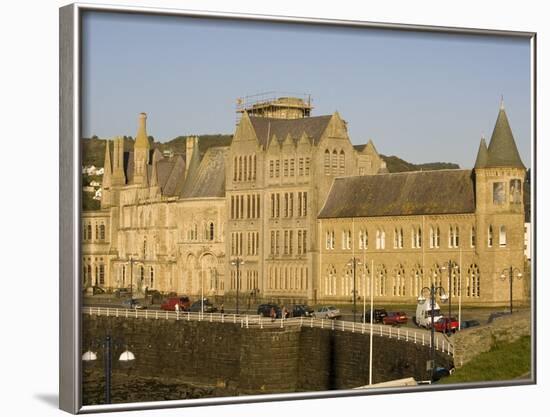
[82,11,532,169]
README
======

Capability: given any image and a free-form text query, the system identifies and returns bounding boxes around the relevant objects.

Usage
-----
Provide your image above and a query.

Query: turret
[133,113,150,186]
[474,100,526,305]
[111,136,126,186]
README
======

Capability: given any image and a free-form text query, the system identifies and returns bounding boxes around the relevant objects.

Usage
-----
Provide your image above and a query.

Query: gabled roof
[249,115,332,148]
[180,146,228,198]
[486,107,525,169]
[318,169,475,219]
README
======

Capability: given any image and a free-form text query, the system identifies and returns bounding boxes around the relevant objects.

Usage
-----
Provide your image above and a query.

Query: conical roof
[486,106,525,169]
[474,137,488,169]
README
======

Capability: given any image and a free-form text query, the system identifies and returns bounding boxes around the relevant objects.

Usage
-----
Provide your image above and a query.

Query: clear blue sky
[82,11,531,169]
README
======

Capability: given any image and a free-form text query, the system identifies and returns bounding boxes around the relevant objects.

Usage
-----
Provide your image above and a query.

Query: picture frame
[60,2,536,414]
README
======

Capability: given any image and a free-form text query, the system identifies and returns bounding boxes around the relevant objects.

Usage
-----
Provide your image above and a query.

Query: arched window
[412,265,423,298]
[467,264,480,297]
[339,150,345,174]
[324,149,330,175]
[431,264,442,288]
[394,264,405,296]
[238,156,242,181]
[331,149,338,175]
[121,265,126,287]
[150,267,154,288]
[209,222,215,241]
[377,264,387,296]
[488,225,494,247]
[326,265,337,296]
[394,228,403,248]
[471,226,476,248]
[86,224,92,241]
[359,229,368,249]
[499,225,507,247]
[233,156,237,181]
[451,265,460,297]
[139,266,144,286]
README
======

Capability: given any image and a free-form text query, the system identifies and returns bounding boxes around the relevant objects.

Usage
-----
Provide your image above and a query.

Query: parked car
[121,298,146,310]
[314,306,342,320]
[382,312,408,326]
[114,287,131,298]
[433,316,460,334]
[362,308,388,324]
[160,296,191,311]
[461,319,481,329]
[257,303,281,318]
[291,304,314,317]
[189,299,217,313]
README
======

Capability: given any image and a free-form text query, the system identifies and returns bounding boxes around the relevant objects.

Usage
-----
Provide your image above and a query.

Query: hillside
[81,135,233,167]
[381,154,460,173]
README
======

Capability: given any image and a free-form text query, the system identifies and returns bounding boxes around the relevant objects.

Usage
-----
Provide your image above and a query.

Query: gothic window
[305,157,311,176]
[233,156,237,181]
[150,267,154,288]
[331,149,338,175]
[488,225,494,247]
[499,225,507,247]
[298,158,304,176]
[289,193,294,217]
[289,230,294,255]
[339,150,345,174]
[451,265,460,297]
[243,155,248,181]
[493,182,506,205]
[209,222,215,241]
[275,231,280,255]
[377,264,387,296]
[99,263,105,286]
[253,155,257,180]
[302,192,308,216]
[412,265,423,298]
[284,159,289,177]
[431,264,442,288]
[269,160,274,178]
[510,179,522,203]
[467,264,480,297]
[302,230,307,254]
[275,160,280,177]
[324,149,330,175]
[238,156,242,181]
[376,228,386,249]
[95,224,99,240]
[394,264,405,296]
[290,159,295,177]
[359,229,368,249]
[471,226,476,248]
[394,228,403,249]
[276,193,280,217]
[449,225,459,248]
[326,265,337,296]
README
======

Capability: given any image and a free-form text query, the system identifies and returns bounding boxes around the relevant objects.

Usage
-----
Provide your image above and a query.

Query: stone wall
[82,315,452,399]
[452,310,531,367]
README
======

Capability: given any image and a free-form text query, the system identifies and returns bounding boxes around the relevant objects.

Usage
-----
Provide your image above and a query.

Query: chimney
[135,112,150,150]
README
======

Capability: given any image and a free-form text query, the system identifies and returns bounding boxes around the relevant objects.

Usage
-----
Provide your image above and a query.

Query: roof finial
[500,95,505,110]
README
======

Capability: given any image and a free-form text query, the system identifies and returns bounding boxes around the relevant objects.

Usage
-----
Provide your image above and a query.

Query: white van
[415,300,443,328]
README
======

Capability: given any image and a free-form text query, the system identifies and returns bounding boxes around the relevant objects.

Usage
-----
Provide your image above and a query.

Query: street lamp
[346,257,362,322]
[500,267,523,314]
[441,261,459,319]
[417,284,448,382]
[82,335,135,404]
[231,257,245,314]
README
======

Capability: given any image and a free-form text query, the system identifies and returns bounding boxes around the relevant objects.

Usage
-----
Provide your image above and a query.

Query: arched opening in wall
[451,264,460,297]
[324,149,330,175]
[150,267,154,289]
[331,149,338,175]
[339,150,345,175]
[326,265,336,296]
[209,222,215,241]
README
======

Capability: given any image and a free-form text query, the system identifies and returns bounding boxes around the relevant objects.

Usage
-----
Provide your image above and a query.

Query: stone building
[82,96,527,306]
[317,103,527,305]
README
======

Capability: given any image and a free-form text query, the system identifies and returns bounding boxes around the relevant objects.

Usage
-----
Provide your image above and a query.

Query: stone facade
[82,97,528,306]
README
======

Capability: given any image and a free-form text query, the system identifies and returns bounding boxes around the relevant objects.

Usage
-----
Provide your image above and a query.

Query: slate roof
[474,137,489,169]
[318,169,476,218]
[249,115,332,148]
[180,146,228,198]
[486,108,525,169]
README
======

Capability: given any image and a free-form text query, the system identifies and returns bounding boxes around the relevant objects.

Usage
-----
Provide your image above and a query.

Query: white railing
[83,306,454,357]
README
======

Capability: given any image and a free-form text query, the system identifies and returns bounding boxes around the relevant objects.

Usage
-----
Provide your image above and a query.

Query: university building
[82,96,528,306]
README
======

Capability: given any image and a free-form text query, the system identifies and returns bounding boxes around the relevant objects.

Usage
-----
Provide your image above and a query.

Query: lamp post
[82,336,135,404]
[231,257,245,314]
[347,257,362,322]
[500,267,523,314]
[417,284,448,381]
[441,261,458,319]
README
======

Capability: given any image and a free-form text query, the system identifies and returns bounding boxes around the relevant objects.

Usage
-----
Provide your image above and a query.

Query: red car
[160,296,191,311]
[434,316,460,334]
[382,312,408,325]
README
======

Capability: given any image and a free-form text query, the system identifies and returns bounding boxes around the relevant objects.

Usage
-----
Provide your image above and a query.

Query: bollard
[331,320,335,331]
[397,328,400,340]
[125,309,128,319]
[210,313,213,323]
[106,308,110,317]
[406,330,409,342]
[155,310,158,320]
[135,309,138,318]
[389,327,391,339]
[280,318,284,328]
[188,312,190,321]
[116,309,119,318]
[233,314,236,324]
[321,319,324,329]
[414,332,416,344]
[145,310,148,319]
[310,317,313,328]
[352,322,355,333]
[246,316,249,329]
[422,334,425,346]
[260,316,263,329]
